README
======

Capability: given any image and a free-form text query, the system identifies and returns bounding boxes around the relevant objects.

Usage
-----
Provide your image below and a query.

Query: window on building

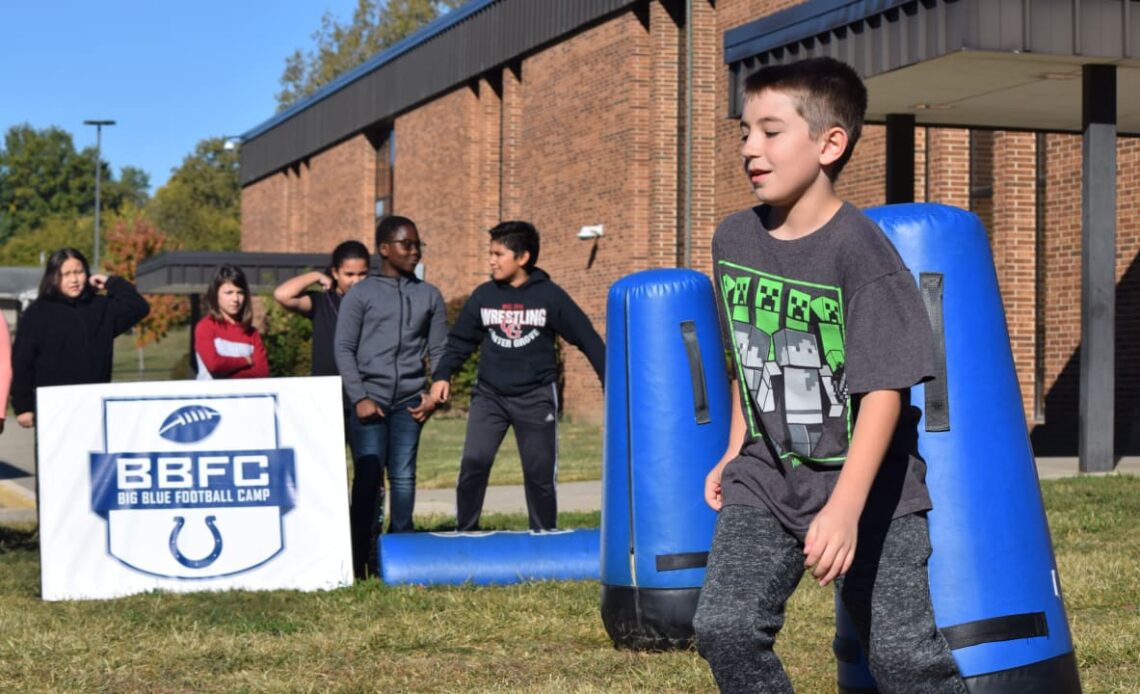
[968,130,995,238]
[366,124,394,222]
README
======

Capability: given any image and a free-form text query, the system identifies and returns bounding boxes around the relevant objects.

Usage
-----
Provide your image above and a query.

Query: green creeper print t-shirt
[712,202,936,540]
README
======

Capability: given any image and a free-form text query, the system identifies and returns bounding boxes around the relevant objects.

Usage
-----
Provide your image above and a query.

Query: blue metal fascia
[724,0,917,64]
[240,0,497,142]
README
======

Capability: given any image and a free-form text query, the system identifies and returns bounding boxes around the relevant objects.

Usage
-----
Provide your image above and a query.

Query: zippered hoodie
[432,268,604,396]
[334,273,447,409]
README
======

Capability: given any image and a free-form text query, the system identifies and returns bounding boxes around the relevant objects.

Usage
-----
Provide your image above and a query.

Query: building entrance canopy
[725,0,1139,132]
[724,0,1138,472]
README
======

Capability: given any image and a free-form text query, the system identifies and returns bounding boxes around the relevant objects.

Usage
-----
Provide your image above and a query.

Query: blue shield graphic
[90,394,297,579]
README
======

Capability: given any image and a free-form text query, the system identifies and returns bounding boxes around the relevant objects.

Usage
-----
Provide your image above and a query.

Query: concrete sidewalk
[2,421,1137,525]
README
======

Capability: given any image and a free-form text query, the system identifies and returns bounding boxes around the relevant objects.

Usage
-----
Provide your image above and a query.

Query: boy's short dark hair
[375,215,417,247]
[489,221,539,271]
[743,57,868,179]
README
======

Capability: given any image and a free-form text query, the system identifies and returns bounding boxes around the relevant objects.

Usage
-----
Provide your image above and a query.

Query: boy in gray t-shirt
[692,58,967,693]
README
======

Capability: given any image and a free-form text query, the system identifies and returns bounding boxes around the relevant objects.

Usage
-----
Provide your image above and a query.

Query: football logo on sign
[90,396,297,580]
[158,406,221,443]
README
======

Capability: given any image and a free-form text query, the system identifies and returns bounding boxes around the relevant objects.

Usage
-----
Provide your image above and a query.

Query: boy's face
[489,240,529,286]
[378,224,422,275]
[740,88,834,206]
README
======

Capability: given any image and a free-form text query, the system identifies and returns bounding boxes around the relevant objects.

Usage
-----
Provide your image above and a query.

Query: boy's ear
[818,126,850,168]
[515,249,531,267]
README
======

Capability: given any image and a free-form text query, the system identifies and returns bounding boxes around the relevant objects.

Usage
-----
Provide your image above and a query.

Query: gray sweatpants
[693,504,967,694]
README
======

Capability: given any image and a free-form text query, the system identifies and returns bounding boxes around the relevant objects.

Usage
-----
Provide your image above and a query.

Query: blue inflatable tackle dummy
[834,203,1080,693]
[600,269,731,650]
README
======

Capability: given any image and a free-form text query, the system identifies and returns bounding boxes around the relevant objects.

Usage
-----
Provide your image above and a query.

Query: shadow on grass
[414,511,601,533]
[0,525,37,554]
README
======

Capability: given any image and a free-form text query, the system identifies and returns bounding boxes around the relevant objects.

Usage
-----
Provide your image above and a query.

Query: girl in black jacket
[11,247,150,427]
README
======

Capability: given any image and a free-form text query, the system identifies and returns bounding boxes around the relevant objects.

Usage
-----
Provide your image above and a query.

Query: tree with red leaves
[103,215,189,348]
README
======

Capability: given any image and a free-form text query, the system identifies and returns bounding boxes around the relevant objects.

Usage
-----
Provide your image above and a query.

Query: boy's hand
[430,380,450,403]
[803,498,860,587]
[315,273,333,291]
[355,399,384,422]
[704,457,733,511]
[16,412,34,428]
[89,274,108,290]
[407,393,437,423]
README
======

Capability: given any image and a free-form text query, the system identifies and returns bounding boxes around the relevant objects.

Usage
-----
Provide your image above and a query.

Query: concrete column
[885,114,916,204]
[1079,64,1116,473]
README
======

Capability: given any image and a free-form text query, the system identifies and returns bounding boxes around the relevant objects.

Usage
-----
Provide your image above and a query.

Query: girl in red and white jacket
[194,265,269,380]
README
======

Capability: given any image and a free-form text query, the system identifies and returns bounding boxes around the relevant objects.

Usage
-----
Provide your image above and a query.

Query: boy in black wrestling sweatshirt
[430,221,604,531]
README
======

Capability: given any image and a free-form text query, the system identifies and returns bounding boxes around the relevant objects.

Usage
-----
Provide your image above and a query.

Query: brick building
[239,0,1139,458]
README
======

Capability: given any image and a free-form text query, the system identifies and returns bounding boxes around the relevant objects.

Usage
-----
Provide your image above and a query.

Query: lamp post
[83,119,116,269]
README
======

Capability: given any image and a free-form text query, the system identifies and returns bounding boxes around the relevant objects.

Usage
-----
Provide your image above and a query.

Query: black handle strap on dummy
[919,273,950,432]
[942,612,1049,650]
[680,321,710,424]
[655,551,709,572]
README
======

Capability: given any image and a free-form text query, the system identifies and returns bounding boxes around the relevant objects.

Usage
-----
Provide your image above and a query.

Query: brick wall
[507,8,667,421]
[925,128,971,208]
[239,0,1140,452]
[989,132,1038,421]
[1117,138,1140,451]
[394,84,487,302]
[242,171,289,252]
[242,134,375,253]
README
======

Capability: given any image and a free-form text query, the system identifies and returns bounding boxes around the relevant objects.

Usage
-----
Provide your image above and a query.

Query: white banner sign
[37,376,352,601]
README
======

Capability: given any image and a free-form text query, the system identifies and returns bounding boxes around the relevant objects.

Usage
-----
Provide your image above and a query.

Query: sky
[0,0,359,192]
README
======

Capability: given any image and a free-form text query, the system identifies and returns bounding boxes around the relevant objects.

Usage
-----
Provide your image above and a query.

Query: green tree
[146,136,240,251]
[0,124,101,244]
[276,0,465,110]
[106,166,151,209]
[0,214,93,266]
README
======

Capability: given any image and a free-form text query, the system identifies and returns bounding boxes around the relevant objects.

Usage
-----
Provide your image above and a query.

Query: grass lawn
[0,477,1136,692]
[416,417,602,489]
[112,325,191,382]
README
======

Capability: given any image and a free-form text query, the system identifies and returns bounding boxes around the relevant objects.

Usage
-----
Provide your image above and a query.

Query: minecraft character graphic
[722,270,849,460]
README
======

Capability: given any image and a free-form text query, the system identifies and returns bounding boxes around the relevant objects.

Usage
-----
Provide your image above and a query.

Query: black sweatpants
[693,504,966,694]
[456,383,559,531]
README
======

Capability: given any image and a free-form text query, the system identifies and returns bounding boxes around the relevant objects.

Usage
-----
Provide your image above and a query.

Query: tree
[0,124,149,250]
[276,0,465,110]
[103,214,189,348]
[106,166,151,209]
[0,214,93,266]
[146,136,240,251]
[0,124,101,244]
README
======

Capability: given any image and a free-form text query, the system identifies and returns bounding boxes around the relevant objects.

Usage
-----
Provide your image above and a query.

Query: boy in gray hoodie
[335,215,447,578]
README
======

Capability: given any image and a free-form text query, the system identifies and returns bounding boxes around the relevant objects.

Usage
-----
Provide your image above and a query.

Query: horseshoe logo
[169,515,223,569]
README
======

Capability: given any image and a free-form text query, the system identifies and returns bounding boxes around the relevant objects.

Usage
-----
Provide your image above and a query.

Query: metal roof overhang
[135,251,329,295]
[239,0,638,186]
[725,0,1140,133]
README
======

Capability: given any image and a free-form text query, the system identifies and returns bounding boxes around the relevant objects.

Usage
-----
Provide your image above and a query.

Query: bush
[440,295,479,414]
[261,294,313,377]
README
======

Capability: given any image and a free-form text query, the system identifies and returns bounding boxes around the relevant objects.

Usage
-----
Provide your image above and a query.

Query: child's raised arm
[272,270,331,316]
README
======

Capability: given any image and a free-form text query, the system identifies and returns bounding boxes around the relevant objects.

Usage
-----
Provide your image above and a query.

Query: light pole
[83,119,116,269]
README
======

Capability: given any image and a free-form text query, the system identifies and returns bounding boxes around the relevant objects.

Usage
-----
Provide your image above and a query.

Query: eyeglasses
[388,239,424,252]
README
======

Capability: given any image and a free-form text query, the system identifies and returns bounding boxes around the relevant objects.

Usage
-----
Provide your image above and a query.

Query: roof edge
[724,0,914,64]
[241,0,497,142]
